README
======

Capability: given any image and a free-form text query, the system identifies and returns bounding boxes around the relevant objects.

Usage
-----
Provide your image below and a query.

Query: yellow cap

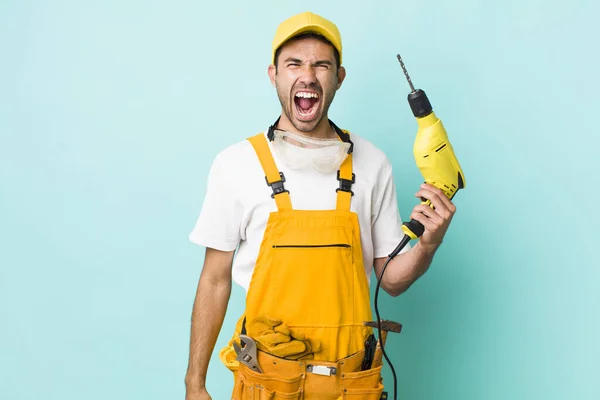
[272,11,342,65]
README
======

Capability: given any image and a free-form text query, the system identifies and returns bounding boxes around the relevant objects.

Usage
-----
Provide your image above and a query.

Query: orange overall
[219,129,385,399]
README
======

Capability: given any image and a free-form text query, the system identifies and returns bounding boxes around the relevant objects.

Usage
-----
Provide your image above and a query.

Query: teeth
[295,91,319,99]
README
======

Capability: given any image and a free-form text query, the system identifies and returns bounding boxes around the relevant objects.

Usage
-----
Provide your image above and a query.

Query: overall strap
[336,152,355,211]
[247,133,293,211]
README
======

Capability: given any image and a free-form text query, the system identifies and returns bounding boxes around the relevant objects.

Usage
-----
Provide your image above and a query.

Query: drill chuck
[408,89,433,118]
[396,53,433,118]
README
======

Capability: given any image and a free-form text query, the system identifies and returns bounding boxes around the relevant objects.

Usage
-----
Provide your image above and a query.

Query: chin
[293,120,320,133]
[292,112,325,132]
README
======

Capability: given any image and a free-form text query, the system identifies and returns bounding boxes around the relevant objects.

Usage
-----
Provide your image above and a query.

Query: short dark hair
[273,32,341,70]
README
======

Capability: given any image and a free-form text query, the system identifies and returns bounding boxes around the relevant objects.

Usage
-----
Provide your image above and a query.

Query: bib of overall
[219,123,385,399]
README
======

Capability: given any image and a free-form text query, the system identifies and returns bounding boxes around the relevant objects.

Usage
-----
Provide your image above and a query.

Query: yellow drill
[390,54,467,255]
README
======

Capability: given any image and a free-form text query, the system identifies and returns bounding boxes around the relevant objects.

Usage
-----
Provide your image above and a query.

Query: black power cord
[373,234,411,400]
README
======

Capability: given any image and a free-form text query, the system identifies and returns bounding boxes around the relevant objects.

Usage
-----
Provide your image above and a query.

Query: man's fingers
[412,204,443,224]
[415,189,448,217]
[410,208,437,231]
[420,183,456,214]
[416,186,456,218]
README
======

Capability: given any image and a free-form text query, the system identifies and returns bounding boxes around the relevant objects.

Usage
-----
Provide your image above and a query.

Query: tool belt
[232,347,384,400]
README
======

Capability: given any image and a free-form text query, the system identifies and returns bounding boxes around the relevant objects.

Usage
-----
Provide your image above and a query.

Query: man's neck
[275,114,338,139]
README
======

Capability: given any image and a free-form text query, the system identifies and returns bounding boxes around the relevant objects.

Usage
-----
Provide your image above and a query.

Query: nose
[298,63,317,85]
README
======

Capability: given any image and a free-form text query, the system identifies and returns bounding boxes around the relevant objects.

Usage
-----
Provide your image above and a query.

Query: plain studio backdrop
[1,0,598,399]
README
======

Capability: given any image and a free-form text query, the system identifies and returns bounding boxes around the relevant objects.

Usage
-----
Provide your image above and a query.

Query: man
[184,11,456,400]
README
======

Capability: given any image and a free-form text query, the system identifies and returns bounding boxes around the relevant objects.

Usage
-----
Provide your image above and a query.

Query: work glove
[246,315,320,360]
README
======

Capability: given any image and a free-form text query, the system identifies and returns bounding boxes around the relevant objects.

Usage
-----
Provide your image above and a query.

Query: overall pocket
[340,365,384,399]
[341,383,384,399]
[235,362,304,400]
[266,231,355,329]
[256,385,303,400]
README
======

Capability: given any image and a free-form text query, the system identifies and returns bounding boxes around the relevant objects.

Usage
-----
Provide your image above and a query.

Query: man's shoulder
[212,132,265,165]
[346,132,393,171]
[204,132,266,185]
[349,132,388,156]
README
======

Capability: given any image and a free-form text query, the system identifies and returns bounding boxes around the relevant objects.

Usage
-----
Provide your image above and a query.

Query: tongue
[297,97,316,111]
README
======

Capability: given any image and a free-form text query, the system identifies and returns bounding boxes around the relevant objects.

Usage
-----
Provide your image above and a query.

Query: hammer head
[364,319,402,333]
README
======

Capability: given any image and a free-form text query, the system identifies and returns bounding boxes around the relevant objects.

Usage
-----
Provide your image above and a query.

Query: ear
[336,66,346,90]
[268,64,277,87]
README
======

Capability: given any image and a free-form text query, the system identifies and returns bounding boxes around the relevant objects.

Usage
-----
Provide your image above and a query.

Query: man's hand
[185,387,212,400]
[373,183,457,296]
[410,183,457,254]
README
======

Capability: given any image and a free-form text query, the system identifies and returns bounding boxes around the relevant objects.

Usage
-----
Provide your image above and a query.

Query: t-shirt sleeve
[188,152,243,251]
[371,158,411,259]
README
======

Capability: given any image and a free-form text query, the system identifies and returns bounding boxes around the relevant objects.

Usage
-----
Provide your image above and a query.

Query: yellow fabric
[336,148,353,212]
[271,11,343,64]
[247,134,292,211]
[220,132,381,398]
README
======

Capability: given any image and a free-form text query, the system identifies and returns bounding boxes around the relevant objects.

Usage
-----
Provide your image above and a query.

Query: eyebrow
[284,57,333,66]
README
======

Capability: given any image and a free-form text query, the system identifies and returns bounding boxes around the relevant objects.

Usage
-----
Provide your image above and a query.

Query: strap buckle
[265,172,289,198]
[336,170,355,196]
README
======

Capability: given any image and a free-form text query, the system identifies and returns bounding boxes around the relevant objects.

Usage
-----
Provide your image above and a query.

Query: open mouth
[293,91,320,121]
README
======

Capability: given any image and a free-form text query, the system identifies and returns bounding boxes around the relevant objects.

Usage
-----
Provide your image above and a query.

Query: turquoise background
[1,0,598,399]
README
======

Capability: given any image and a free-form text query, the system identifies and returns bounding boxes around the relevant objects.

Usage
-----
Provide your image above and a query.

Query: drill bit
[396,54,415,92]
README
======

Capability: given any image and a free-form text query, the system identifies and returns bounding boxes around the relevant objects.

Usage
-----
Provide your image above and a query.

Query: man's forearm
[184,276,231,391]
[376,241,439,297]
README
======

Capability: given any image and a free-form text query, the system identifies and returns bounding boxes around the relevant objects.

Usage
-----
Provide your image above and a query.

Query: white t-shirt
[189,129,410,293]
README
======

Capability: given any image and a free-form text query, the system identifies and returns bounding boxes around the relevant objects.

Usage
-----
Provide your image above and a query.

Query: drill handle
[402,219,424,239]
[401,193,434,240]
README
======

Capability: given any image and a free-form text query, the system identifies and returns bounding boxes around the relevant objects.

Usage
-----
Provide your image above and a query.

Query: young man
[184,11,456,400]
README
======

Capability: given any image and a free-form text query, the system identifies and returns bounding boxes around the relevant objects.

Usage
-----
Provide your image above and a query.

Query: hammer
[364,319,402,369]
